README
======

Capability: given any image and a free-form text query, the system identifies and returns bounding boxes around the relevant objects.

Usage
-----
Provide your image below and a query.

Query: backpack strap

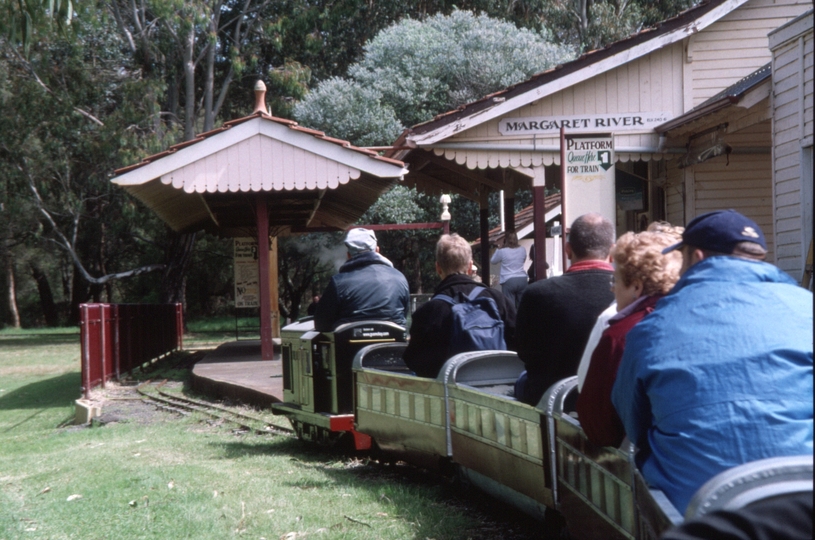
[466,286,488,302]
[434,294,456,305]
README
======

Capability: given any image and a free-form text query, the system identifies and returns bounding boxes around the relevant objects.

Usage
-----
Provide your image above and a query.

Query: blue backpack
[435,287,507,355]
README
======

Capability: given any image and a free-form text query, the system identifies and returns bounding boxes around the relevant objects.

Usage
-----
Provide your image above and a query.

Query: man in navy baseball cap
[612,208,812,516]
[662,209,768,274]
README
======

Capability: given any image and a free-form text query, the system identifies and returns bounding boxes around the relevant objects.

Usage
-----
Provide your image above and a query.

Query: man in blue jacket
[314,228,409,331]
[611,210,813,515]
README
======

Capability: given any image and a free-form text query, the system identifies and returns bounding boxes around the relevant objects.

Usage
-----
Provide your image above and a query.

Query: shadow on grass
[0,334,80,348]
[0,372,81,410]
[209,438,546,539]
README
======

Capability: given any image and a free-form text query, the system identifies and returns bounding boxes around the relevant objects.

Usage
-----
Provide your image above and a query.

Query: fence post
[80,304,91,400]
[113,304,121,380]
[99,304,107,389]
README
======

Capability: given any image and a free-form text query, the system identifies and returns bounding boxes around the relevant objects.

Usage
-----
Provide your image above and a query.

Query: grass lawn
[0,330,541,540]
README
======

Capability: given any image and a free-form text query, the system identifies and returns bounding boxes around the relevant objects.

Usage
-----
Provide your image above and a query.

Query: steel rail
[136,380,293,437]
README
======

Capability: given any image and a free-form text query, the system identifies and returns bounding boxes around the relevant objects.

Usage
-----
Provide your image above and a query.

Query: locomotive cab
[273,319,405,447]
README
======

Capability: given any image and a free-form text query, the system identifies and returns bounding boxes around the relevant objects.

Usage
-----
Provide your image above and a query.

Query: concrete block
[75,399,102,425]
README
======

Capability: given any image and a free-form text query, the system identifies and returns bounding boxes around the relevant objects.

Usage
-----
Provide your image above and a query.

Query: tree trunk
[30,263,59,327]
[7,258,20,328]
[68,269,90,326]
[183,28,196,141]
[160,231,197,306]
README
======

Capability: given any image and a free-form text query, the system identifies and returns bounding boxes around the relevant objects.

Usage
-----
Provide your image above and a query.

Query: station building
[392,0,812,283]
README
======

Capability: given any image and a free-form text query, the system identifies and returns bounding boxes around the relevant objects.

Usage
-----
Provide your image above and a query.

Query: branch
[24,165,165,285]
[5,44,105,126]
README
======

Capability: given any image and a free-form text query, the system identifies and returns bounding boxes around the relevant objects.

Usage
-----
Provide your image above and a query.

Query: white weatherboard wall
[685,0,811,108]
[770,11,813,280]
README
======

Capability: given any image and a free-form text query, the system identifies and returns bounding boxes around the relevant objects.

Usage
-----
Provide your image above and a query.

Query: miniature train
[271,319,812,540]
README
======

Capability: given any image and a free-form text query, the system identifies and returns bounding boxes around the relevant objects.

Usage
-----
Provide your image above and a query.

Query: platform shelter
[111,83,407,360]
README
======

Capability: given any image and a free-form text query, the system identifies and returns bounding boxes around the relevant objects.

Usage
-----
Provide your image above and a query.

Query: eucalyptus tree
[539,0,701,52]
[293,11,572,292]
[295,10,574,146]
[0,7,173,325]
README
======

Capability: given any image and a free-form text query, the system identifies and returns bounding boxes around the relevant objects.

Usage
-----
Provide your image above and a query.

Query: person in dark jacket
[514,213,615,405]
[314,228,409,332]
[576,227,682,447]
[403,234,516,378]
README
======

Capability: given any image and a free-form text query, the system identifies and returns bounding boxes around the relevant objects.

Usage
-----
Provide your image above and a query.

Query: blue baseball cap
[662,210,767,254]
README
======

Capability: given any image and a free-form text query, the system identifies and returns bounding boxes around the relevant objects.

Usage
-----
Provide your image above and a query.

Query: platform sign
[562,133,615,228]
[234,238,259,308]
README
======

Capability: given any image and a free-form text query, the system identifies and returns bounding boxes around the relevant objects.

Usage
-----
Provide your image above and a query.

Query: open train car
[274,320,813,539]
[271,319,405,448]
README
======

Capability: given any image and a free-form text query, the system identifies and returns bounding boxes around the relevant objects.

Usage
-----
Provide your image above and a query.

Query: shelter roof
[391,0,748,150]
[655,63,772,134]
[112,112,407,237]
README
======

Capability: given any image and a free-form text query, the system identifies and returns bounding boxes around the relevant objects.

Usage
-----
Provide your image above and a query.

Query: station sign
[498,112,671,135]
[562,133,616,229]
[234,238,259,308]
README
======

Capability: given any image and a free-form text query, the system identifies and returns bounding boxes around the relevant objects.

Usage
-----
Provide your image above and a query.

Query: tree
[539,0,700,52]
[294,11,572,293]
[0,8,172,325]
[295,10,575,145]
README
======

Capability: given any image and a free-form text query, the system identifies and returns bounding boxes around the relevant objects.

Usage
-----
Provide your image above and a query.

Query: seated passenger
[611,210,813,514]
[576,222,679,391]
[403,234,516,378]
[314,228,410,332]
[576,227,682,447]
[660,491,812,540]
[514,213,616,405]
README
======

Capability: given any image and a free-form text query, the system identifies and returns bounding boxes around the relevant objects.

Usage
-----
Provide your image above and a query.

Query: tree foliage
[539,0,700,52]
[0,0,699,326]
[295,10,574,146]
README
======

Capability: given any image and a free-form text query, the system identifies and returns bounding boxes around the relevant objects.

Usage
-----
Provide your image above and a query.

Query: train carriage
[273,319,813,539]
[442,351,553,519]
[353,342,449,469]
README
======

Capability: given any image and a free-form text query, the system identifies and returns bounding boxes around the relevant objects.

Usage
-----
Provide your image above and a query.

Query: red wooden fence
[79,303,183,398]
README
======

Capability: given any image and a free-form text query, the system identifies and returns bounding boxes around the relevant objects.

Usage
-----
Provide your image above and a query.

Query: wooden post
[269,236,281,337]
[503,171,515,232]
[560,126,569,270]
[533,185,548,280]
[479,189,491,287]
[256,195,274,360]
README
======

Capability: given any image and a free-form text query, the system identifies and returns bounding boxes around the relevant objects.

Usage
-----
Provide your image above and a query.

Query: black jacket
[314,251,409,332]
[403,274,516,378]
[515,266,614,405]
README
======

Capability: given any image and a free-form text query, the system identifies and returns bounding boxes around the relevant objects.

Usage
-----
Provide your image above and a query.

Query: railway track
[136,380,294,437]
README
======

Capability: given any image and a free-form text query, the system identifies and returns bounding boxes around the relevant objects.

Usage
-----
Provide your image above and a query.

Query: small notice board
[234,238,259,308]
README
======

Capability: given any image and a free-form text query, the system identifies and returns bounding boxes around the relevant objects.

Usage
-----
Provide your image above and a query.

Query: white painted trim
[738,80,772,110]
[112,117,407,187]
[799,36,806,141]
[768,9,813,50]
[517,206,562,240]
[408,0,749,146]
